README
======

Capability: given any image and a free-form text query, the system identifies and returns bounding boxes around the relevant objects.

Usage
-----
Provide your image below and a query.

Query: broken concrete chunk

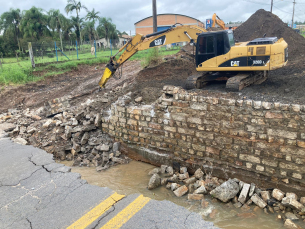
[194,168,204,179]
[282,197,304,211]
[113,142,120,152]
[168,174,178,183]
[272,189,285,201]
[183,177,197,186]
[173,185,188,197]
[135,97,143,103]
[284,219,302,229]
[260,191,271,202]
[251,194,267,209]
[179,172,189,180]
[43,119,53,128]
[238,183,250,204]
[81,132,90,145]
[13,137,28,145]
[210,179,239,203]
[160,165,167,174]
[166,166,174,176]
[188,194,204,201]
[249,183,256,197]
[286,193,298,201]
[94,113,102,127]
[194,185,207,195]
[285,212,299,221]
[148,174,161,190]
[171,183,179,191]
[161,178,168,186]
[180,167,187,174]
[148,168,161,176]
[96,144,110,151]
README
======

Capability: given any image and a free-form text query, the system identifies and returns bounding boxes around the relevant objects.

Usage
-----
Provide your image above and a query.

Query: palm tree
[65,0,87,44]
[82,21,95,45]
[0,8,22,50]
[70,16,84,43]
[20,7,50,41]
[97,17,119,46]
[48,9,68,50]
[86,9,100,23]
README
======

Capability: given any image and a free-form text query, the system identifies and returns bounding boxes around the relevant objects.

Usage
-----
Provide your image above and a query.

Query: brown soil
[0,60,142,113]
[234,9,305,61]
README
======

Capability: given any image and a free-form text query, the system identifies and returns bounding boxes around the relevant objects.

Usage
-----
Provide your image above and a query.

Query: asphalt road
[0,124,218,229]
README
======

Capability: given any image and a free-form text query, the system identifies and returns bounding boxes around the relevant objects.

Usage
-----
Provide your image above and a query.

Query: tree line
[0,0,127,57]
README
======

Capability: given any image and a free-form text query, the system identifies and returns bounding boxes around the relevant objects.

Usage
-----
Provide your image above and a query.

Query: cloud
[0,0,298,35]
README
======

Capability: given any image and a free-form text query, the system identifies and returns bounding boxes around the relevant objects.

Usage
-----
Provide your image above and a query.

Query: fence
[0,39,182,67]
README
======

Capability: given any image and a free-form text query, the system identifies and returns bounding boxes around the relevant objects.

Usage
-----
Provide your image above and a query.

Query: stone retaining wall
[102,86,305,194]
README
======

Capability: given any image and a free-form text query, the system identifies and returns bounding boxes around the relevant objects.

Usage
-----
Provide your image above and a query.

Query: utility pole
[271,0,273,13]
[152,0,157,32]
[291,0,296,28]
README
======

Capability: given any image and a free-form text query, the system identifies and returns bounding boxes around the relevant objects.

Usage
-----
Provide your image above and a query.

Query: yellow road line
[67,192,125,229]
[100,195,150,229]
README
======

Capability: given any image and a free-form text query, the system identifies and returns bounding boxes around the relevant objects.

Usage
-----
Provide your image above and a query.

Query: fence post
[94,40,97,58]
[55,41,58,62]
[110,39,112,56]
[28,42,35,68]
[76,40,79,60]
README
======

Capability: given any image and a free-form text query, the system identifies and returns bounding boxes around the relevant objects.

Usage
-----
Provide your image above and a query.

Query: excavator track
[186,71,268,91]
[226,71,268,91]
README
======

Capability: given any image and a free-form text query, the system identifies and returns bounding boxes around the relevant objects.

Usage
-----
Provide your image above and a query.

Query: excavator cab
[196,30,234,67]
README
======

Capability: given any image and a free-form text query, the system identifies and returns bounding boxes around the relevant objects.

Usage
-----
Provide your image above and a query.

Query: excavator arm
[212,13,226,30]
[99,24,206,88]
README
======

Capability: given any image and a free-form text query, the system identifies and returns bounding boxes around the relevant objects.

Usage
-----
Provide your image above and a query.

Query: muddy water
[61,160,297,229]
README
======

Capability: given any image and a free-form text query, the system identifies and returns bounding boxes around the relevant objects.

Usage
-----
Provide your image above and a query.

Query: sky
[0,0,304,34]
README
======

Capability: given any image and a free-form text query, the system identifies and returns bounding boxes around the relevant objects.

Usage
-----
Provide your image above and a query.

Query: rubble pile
[0,92,136,171]
[148,165,305,228]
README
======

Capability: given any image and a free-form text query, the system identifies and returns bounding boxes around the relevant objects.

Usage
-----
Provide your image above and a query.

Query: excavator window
[198,36,214,54]
[196,30,233,67]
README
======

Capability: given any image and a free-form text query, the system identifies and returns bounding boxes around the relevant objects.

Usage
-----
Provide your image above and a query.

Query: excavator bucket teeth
[99,67,114,88]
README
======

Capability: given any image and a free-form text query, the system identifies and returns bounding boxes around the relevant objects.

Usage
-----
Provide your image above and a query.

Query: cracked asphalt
[0,124,218,229]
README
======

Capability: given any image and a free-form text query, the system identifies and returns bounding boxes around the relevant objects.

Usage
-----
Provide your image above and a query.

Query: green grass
[0,46,180,85]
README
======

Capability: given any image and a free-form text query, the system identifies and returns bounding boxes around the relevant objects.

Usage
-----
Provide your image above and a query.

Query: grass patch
[0,46,179,85]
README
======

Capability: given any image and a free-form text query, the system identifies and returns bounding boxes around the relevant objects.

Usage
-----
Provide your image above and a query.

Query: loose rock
[210,179,239,202]
[173,185,188,197]
[148,174,161,190]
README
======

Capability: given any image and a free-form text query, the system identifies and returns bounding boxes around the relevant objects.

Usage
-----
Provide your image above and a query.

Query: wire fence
[0,39,183,67]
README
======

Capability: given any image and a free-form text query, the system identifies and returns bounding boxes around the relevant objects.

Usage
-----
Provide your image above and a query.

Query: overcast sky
[1,0,304,34]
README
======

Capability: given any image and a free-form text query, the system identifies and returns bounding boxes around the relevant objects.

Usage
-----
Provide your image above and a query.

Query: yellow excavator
[212,13,226,30]
[99,22,288,91]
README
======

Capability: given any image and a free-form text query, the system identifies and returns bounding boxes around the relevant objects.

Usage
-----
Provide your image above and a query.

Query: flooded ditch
[61,160,295,229]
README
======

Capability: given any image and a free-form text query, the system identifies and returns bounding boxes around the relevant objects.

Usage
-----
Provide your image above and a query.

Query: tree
[82,21,95,45]
[20,7,50,41]
[65,0,88,44]
[97,17,119,46]
[0,8,22,50]
[70,16,84,43]
[86,9,100,23]
[48,9,68,50]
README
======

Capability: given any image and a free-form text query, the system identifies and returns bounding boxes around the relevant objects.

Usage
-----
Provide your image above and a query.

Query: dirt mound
[234,9,305,61]
[132,59,197,103]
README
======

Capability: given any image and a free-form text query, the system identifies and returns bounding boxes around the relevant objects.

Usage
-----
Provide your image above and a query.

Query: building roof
[134,13,202,25]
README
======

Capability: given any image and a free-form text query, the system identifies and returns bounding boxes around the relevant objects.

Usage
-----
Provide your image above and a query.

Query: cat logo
[154,39,163,46]
[231,61,240,67]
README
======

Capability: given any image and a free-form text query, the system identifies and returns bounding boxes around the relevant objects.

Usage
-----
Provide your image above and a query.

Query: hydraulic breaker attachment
[98,62,116,88]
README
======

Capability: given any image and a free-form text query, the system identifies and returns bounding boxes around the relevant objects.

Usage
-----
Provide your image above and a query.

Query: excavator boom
[99,24,206,88]
[212,13,226,30]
